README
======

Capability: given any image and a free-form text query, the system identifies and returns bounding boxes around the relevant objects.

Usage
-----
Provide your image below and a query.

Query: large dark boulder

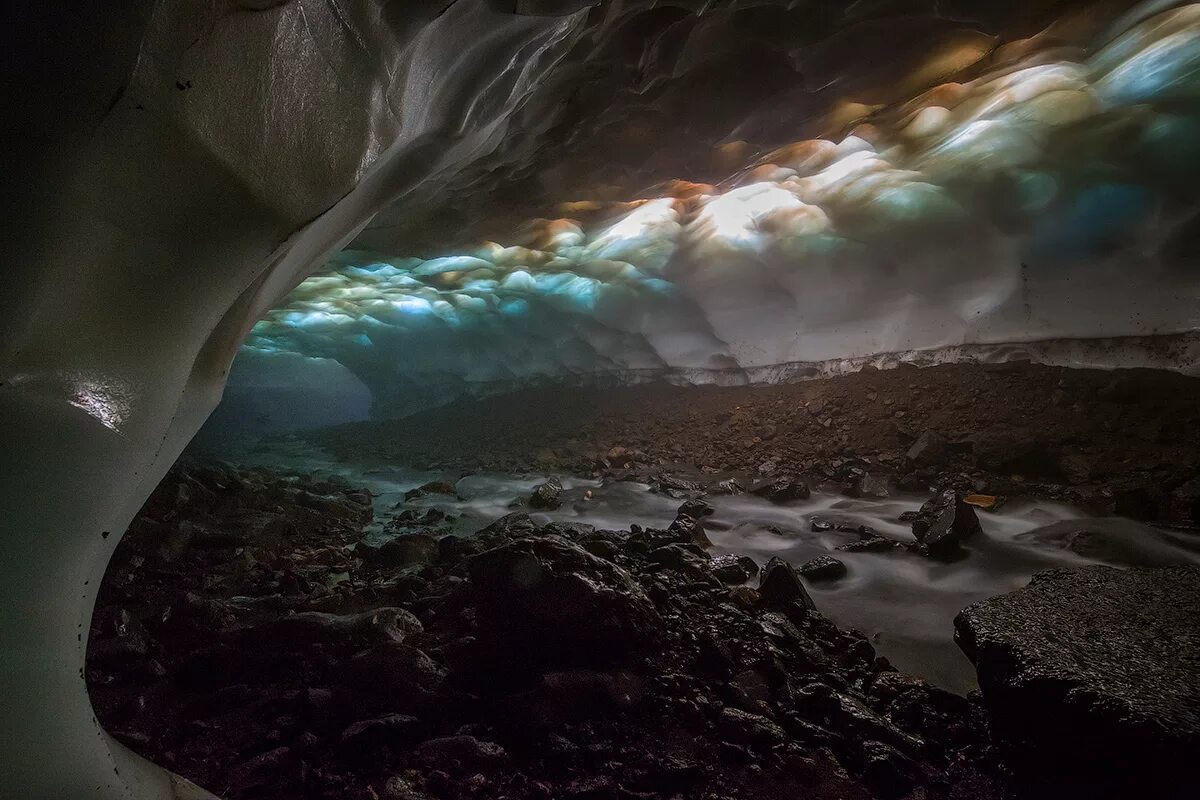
[529,476,563,509]
[758,557,816,609]
[955,565,1200,797]
[909,490,981,559]
[465,534,661,675]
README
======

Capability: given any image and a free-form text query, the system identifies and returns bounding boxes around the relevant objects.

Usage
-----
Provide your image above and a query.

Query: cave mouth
[8,0,1200,798]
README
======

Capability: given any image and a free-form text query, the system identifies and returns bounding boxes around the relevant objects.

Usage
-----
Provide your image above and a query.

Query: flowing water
[224,438,1200,694]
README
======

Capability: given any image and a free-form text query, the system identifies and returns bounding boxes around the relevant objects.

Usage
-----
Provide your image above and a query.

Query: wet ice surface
[229,439,1200,694]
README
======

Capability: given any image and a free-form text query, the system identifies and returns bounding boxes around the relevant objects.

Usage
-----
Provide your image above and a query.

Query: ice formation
[2,2,1199,798]
[245,7,1200,416]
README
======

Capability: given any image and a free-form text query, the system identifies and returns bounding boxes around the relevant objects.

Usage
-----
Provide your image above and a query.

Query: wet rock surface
[908,490,981,560]
[955,565,1200,798]
[799,555,847,582]
[91,462,1011,800]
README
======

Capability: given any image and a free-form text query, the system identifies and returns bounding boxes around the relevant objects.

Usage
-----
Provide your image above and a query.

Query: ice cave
[3,1,1200,798]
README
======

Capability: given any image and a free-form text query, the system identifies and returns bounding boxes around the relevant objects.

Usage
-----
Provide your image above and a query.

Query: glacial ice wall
[245,6,1200,415]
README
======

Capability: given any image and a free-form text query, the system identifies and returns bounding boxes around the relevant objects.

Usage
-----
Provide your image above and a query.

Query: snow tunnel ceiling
[239,1,1200,418]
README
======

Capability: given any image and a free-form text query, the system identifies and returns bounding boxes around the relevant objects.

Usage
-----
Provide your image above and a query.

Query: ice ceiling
[242,4,1200,418]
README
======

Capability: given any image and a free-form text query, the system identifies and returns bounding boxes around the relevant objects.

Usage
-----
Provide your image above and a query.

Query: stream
[222,437,1200,694]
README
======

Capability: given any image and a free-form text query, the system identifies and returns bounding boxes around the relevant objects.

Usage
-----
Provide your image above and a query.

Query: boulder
[758,557,816,609]
[908,490,981,559]
[529,476,563,509]
[709,477,745,495]
[799,555,847,582]
[404,480,459,500]
[477,512,539,540]
[357,532,439,567]
[668,513,712,548]
[677,498,714,519]
[650,474,704,499]
[750,476,810,503]
[711,554,759,585]
[465,534,661,672]
[340,642,447,709]
[955,565,1200,795]
[649,543,709,572]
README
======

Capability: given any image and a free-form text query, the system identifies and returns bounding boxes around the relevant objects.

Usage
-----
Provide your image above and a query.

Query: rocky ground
[92,462,1015,800]
[91,362,1200,799]
[90,462,1199,800]
[314,363,1200,528]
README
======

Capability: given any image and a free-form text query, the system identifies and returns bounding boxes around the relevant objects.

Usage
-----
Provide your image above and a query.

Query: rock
[711,554,759,584]
[381,776,433,800]
[339,714,421,748]
[341,643,447,708]
[358,532,439,568]
[908,490,981,559]
[955,565,1200,795]
[465,535,661,671]
[718,707,786,748]
[836,537,898,553]
[1056,452,1091,485]
[846,473,890,499]
[810,516,872,535]
[677,498,714,519]
[905,431,947,466]
[478,512,539,539]
[255,607,422,647]
[650,474,704,499]
[758,557,816,609]
[649,543,708,572]
[709,478,745,495]
[390,507,447,526]
[750,476,810,503]
[230,746,291,792]
[404,480,458,501]
[858,740,916,799]
[798,555,846,582]
[415,735,507,774]
[1166,475,1200,526]
[529,476,563,509]
[89,608,152,665]
[668,513,712,548]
